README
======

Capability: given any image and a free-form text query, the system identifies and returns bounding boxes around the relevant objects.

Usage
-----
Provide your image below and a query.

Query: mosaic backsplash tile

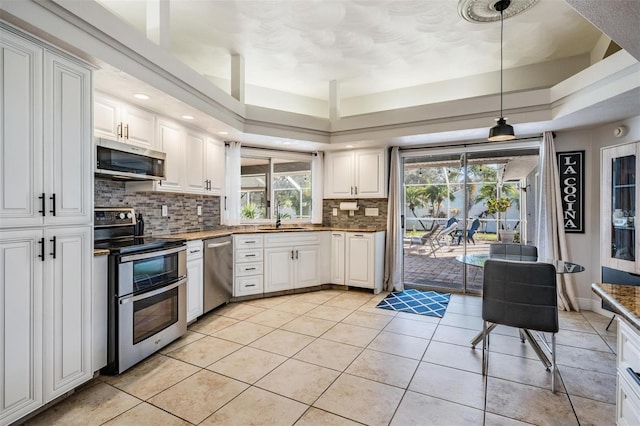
[95,178,222,235]
[322,198,388,229]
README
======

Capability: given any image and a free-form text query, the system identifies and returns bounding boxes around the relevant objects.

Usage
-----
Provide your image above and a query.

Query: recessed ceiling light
[133,93,149,100]
[182,115,194,120]
[345,145,354,148]
[282,141,291,145]
[218,131,228,135]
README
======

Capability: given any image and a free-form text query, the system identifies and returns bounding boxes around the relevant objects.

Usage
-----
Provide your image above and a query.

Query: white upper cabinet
[0,31,91,228]
[205,137,225,195]
[324,148,388,198]
[94,92,155,149]
[185,130,207,194]
[156,120,185,192]
[44,51,92,226]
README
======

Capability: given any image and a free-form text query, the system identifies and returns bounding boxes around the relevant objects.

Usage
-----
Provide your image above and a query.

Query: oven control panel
[95,207,136,227]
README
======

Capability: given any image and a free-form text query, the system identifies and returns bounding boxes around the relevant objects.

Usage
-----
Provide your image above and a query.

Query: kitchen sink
[257,226,310,231]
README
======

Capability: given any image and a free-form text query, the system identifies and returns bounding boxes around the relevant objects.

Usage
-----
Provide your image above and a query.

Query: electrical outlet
[161,205,168,217]
[197,205,202,216]
[365,208,379,216]
[332,208,338,216]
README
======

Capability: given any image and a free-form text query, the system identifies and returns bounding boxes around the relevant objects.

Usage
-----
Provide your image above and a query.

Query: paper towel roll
[339,202,359,210]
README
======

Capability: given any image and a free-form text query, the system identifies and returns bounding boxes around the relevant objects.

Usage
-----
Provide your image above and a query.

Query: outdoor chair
[482,259,559,392]
[407,223,440,248]
[454,218,480,245]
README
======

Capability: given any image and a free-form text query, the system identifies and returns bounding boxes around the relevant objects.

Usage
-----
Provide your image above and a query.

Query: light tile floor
[24,289,617,425]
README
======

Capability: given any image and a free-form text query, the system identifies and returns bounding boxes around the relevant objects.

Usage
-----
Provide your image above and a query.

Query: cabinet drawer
[235,275,263,296]
[236,262,263,277]
[618,370,640,426]
[186,240,203,260]
[619,319,640,374]
[264,232,321,247]
[236,249,263,263]
[235,235,264,249]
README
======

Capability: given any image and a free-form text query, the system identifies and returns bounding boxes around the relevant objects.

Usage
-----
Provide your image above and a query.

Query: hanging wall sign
[557,150,585,233]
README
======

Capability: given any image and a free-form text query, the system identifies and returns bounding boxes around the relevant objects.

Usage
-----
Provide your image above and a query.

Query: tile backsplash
[96,178,387,234]
[95,178,221,235]
[322,199,388,229]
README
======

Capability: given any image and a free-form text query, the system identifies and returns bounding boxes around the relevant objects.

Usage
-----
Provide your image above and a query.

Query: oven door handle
[119,245,185,263]
[119,277,187,305]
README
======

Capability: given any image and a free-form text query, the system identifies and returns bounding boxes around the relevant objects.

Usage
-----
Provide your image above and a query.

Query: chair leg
[606,314,616,331]
[482,320,489,376]
[551,333,556,393]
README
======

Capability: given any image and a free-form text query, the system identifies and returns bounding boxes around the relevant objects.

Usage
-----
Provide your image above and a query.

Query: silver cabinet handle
[207,241,232,248]
[189,249,201,254]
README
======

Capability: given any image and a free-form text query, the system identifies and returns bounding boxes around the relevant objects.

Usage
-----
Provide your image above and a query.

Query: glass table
[457,254,585,368]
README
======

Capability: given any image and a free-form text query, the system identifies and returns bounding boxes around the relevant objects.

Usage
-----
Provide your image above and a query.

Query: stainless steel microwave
[95,138,166,181]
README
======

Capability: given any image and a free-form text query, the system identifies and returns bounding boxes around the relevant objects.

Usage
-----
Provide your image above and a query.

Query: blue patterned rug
[376,289,451,318]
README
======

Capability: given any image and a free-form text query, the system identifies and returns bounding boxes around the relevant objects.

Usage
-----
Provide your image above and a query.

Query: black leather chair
[482,259,559,392]
[489,243,538,261]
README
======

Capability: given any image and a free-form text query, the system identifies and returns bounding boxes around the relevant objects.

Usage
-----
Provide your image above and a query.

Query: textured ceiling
[96,0,603,100]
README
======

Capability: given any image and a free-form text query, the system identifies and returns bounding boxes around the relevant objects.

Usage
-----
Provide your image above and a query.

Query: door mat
[376,289,451,318]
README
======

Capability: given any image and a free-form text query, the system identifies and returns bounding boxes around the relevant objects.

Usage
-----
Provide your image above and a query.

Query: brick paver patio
[403,237,493,293]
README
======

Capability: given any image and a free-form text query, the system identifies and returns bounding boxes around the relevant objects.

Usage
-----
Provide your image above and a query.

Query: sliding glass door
[402,143,540,293]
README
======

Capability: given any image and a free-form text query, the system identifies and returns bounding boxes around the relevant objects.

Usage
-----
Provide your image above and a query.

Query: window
[240,150,313,222]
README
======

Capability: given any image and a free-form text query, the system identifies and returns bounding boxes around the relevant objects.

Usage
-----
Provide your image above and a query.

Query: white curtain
[311,151,324,224]
[223,141,242,226]
[536,132,580,311]
[384,146,404,292]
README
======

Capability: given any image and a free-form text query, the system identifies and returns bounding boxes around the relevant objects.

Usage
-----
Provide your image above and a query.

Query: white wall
[555,114,640,311]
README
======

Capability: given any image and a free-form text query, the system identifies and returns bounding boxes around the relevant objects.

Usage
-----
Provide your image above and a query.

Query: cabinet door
[94,93,121,140]
[330,232,345,285]
[185,131,206,194]
[355,149,386,197]
[43,226,92,402]
[601,143,639,273]
[325,152,354,198]
[0,31,44,228]
[157,120,185,192]
[0,229,44,424]
[346,233,373,288]
[93,255,108,372]
[295,245,320,289]
[44,52,92,226]
[205,137,225,195]
[186,258,204,322]
[264,247,294,292]
[122,106,155,149]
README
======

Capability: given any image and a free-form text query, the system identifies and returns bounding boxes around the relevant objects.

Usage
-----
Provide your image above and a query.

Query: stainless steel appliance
[95,138,166,181]
[95,207,187,374]
[203,236,233,313]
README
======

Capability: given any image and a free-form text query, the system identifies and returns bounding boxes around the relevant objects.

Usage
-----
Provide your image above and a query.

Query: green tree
[405,186,430,230]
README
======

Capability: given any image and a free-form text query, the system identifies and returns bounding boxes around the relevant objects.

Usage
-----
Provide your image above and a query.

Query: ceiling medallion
[458,0,539,23]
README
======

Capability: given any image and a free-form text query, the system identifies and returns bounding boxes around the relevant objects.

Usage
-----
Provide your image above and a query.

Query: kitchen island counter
[591,282,640,331]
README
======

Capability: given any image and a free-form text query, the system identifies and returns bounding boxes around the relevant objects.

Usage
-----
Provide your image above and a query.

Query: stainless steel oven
[95,207,187,374]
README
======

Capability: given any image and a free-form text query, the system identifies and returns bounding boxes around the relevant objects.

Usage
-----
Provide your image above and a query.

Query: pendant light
[488,0,515,142]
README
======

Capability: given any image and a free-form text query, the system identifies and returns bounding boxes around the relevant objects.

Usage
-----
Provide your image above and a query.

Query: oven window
[132,287,178,344]
[133,254,179,292]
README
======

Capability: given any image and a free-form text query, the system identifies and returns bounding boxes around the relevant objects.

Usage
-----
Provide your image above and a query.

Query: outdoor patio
[403,236,494,293]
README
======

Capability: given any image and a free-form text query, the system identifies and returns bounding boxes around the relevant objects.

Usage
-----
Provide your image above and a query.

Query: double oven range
[95,207,187,374]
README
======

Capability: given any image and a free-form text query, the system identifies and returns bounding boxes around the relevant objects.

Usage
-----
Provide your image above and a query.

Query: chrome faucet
[275,202,282,229]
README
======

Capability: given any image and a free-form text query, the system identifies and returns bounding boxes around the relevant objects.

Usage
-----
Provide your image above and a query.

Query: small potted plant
[486,197,514,242]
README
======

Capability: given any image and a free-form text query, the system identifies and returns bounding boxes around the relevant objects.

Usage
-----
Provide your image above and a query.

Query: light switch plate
[332,208,338,216]
[365,208,379,216]
[197,205,202,216]
[161,205,168,216]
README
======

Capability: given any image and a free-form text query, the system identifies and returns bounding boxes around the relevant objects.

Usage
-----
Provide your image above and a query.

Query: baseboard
[577,296,615,317]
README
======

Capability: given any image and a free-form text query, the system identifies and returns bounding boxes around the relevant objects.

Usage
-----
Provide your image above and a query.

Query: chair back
[445,217,458,228]
[467,218,480,238]
[489,243,538,261]
[482,259,558,333]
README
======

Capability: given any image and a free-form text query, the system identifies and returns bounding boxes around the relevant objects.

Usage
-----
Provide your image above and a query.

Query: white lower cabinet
[93,254,108,373]
[617,318,640,425]
[263,232,324,293]
[234,235,264,297]
[1,226,92,425]
[345,232,385,294]
[186,240,204,322]
[330,232,346,285]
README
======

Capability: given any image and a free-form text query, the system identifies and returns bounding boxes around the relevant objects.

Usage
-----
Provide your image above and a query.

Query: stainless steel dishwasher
[203,235,233,313]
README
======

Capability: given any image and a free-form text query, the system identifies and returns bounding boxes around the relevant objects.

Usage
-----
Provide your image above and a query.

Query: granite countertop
[159,226,386,241]
[591,282,640,331]
[93,226,386,254]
